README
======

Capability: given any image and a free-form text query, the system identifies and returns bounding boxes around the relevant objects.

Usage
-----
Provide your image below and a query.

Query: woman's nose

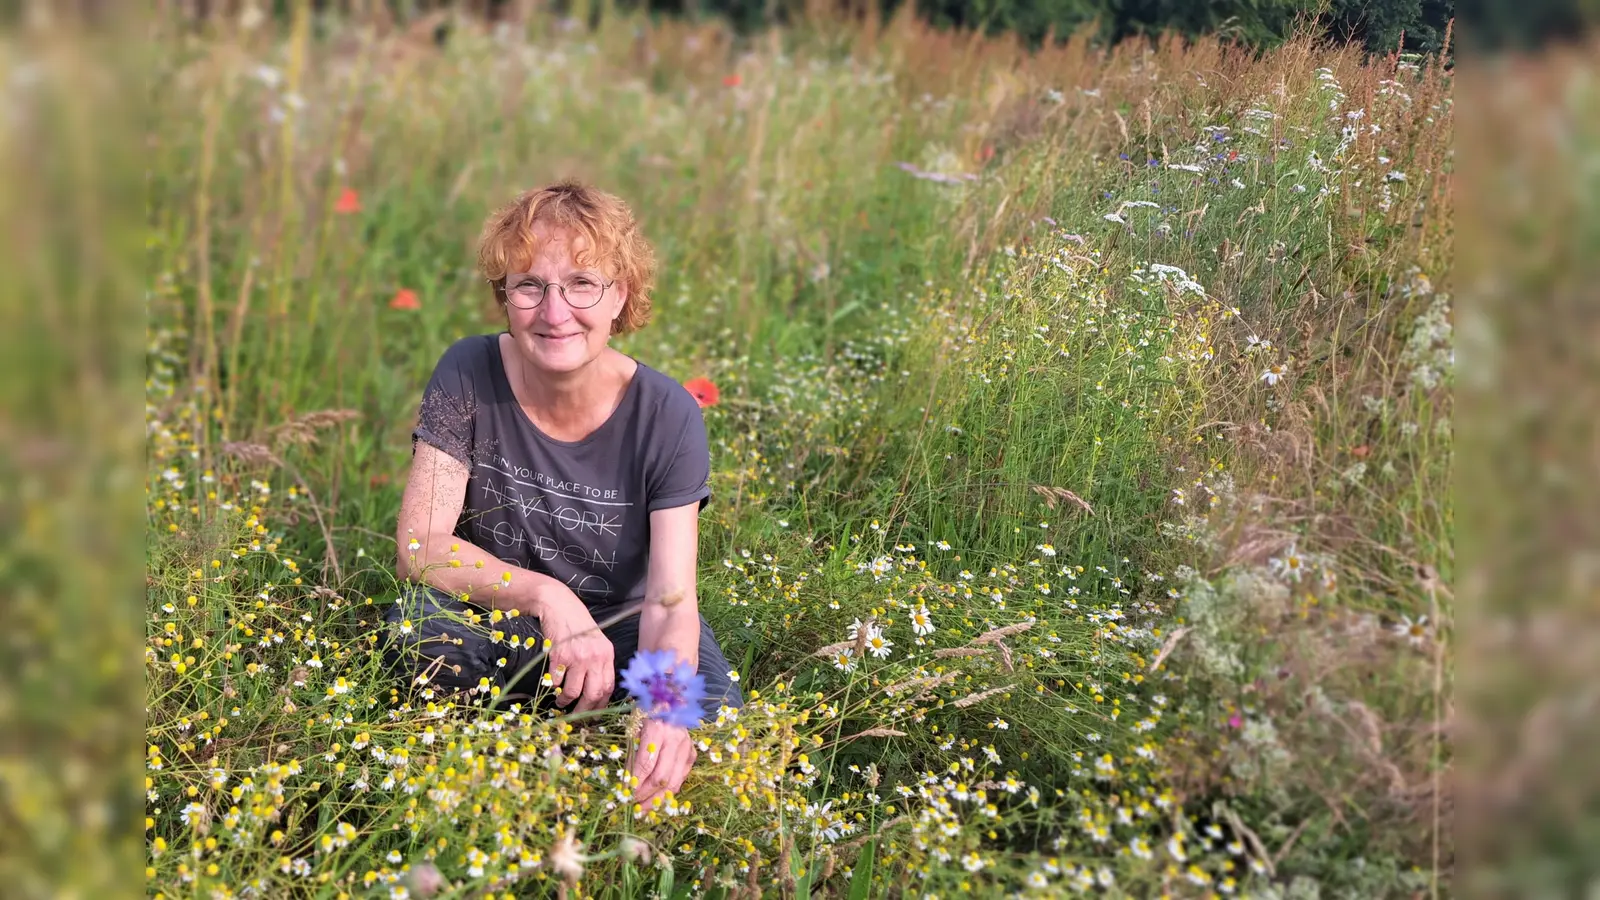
[537,292,575,325]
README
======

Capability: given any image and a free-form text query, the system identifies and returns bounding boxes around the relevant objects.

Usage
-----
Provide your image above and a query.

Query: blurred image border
[1455,14,1600,899]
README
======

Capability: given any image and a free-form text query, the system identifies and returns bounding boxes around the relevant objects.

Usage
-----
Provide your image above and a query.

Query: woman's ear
[609,282,629,319]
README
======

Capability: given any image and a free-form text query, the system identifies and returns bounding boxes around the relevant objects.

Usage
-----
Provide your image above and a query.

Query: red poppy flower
[683,377,720,408]
[976,144,995,163]
[722,73,741,88]
[1351,444,1370,458]
[335,187,362,214]
[389,288,420,310]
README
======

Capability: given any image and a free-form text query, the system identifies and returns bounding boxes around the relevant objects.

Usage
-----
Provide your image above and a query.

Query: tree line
[235,0,1464,57]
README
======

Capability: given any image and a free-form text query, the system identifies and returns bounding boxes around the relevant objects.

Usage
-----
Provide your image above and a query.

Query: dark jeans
[382,585,744,719]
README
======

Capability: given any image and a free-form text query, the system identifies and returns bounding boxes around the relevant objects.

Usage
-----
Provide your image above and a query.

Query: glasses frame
[494,275,616,311]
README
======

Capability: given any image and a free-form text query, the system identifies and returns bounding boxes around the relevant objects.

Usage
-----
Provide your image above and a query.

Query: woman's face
[500,230,627,378]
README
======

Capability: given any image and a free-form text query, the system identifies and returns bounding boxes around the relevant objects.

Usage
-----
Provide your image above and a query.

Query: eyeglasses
[496,275,615,310]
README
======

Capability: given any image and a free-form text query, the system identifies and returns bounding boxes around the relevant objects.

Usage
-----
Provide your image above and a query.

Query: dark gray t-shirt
[413,333,712,610]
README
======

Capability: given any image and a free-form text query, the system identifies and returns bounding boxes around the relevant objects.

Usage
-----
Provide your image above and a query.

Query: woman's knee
[695,619,746,712]
[382,585,507,692]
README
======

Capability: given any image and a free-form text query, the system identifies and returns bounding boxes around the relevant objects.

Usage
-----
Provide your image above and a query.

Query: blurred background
[0,0,1593,896]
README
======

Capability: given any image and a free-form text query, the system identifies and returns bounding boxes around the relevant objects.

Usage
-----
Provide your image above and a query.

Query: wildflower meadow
[138,6,1454,898]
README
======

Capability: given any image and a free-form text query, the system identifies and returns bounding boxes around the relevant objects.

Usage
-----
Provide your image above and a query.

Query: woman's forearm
[399,531,565,617]
[637,595,703,671]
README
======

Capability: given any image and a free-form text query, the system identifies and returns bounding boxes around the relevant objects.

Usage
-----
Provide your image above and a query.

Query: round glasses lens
[565,281,603,307]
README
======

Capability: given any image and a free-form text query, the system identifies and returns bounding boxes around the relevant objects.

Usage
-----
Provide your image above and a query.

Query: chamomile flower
[1269,544,1307,582]
[865,633,894,659]
[1394,614,1432,647]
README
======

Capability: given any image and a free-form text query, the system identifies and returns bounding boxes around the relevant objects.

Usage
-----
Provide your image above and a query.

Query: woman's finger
[640,736,688,809]
[659,739,693,803]
[630,737,661,804]
[578,666,612,713]
[585,651,616,711]
[556,664,587,707]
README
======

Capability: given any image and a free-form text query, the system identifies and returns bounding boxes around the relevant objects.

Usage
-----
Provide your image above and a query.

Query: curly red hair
[476,179,657,335]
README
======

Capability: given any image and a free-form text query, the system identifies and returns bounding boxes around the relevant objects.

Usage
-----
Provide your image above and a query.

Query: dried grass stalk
[852,616,876,659]
[221,440,283,468]
[835,815,909,854]
[1148,626,1193,672]
[932,647,988,659]
[884,671,958,697]
[846,727,907,739]
[812,640,854,659]
[953,685,1010,708]
[971,620,1034,645]
[1030,484,1094,514]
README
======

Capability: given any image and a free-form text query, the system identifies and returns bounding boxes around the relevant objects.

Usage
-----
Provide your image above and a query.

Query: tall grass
[136,5,1452,898]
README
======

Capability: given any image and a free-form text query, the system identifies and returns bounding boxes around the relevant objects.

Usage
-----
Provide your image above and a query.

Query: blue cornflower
[621,649,707,729]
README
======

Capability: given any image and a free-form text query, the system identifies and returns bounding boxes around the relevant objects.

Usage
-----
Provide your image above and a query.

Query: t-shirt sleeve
[646,388,713,513]
[413,338,483,466]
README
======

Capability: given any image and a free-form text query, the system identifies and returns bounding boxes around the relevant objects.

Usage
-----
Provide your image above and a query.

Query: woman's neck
[504,339,635,436]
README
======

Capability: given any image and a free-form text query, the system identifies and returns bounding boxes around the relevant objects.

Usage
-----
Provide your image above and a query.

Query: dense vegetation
[133,4,1455,898]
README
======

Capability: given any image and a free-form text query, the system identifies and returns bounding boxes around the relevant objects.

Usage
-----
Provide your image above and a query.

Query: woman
[385,179,742,809]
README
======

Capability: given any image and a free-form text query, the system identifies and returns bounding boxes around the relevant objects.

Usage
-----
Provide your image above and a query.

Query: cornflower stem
[547,702,634,729]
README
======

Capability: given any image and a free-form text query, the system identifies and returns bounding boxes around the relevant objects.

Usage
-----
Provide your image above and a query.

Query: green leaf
[829,299,863,325]
[848,839,878,900]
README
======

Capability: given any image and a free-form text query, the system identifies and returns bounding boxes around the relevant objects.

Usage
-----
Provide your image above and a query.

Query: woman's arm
[396,441,557,614]
[396,441,616,710]
[637,501,704,667]
[630,500,706,809]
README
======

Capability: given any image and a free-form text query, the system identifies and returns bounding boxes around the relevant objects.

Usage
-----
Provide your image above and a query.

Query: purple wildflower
[621,649,707,729]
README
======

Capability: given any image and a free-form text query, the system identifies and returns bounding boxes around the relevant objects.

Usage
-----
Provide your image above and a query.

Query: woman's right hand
[534,587,615,713]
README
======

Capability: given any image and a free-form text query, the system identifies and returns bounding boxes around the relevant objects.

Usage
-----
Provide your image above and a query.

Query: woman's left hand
[630,719,697,811]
